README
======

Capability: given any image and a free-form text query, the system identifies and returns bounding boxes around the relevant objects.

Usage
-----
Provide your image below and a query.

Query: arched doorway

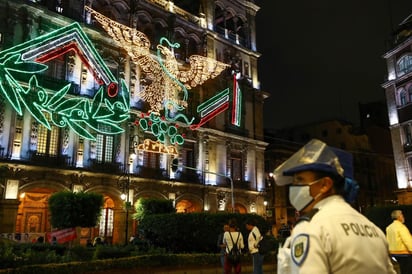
[175,199,201,213]
[15,187,56,243]
[234,203,247,214]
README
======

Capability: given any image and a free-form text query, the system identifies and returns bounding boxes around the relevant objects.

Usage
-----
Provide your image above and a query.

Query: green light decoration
[136,112,185,145]
[0,22,130,141]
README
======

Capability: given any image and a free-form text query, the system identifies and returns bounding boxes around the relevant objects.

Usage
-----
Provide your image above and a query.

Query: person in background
[217,223,230,274]
[386,210,412,274]
[274,138,396,274]
[223,219,244,274]
[246,218,264,274]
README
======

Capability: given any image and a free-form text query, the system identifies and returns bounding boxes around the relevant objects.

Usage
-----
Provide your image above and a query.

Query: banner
[47,228,77,243]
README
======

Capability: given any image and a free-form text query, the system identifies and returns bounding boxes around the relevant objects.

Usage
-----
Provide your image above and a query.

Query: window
[408,85,412,102]
[43,56,65,80]
[397,54,412,77]
[408,157,412,176]
[143,151,160,169]
[230,150,243,182]
[11,116,23,159]
[404,125,412,144]
[32,113,60,156]
[400,91,407,106]
[99,197,114,238]
[95,125,114,163]
[181,142,195,168]
[37,121,59,156]
[96,134,113,163]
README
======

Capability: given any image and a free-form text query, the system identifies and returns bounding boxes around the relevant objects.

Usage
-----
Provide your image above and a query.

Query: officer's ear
[320,177,334,193]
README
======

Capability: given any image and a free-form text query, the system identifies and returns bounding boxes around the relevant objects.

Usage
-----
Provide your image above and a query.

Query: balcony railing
[135,166,168,180]
[29,151,72,168]
[89,160,122,173]
[174,169,201,184]
[398,103,412,123]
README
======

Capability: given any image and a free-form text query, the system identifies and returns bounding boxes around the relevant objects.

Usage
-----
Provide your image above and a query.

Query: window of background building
[408,157,412,176]
[404,125,412,144]
[408,85,412,102]
[400,90,407,106]
[397,54,412,77]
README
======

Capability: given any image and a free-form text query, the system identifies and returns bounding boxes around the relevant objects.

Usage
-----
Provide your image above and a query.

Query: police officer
[274,139,396,274]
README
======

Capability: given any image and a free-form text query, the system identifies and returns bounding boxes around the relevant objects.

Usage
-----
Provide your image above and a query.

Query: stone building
[382,13,412,205]
[0,0,268,245]
[265,118,397,227]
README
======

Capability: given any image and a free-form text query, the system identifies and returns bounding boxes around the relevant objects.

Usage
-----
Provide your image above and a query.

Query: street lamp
[118,171,131,245]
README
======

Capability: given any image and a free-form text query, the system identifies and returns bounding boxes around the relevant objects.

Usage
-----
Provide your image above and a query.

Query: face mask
[289,179,323,211]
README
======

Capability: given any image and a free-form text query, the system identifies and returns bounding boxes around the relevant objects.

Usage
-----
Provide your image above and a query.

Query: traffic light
[171,158,179,172]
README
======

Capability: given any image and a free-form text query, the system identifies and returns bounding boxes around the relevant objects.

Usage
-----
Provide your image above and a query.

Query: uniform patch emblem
[291,234,309,266]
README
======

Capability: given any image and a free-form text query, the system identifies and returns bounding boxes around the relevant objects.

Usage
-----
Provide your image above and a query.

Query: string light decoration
[0,22,130,140]
[135,112,185,145]
[190,88,229,130]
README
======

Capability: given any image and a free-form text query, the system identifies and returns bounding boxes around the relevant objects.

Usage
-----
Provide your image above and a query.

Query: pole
[125,172,130,245]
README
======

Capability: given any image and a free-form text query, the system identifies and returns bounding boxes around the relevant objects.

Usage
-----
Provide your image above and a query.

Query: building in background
[382,12,412,205]
[265,117,397,227]
[0,0,268,245]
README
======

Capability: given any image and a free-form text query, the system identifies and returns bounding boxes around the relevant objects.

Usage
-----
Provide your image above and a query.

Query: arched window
[408,85,412,102]
[99,196,114,239]
[397,54,412,77]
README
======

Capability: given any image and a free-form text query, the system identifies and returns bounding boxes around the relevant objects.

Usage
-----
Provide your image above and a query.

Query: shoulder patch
[291,233,310,266]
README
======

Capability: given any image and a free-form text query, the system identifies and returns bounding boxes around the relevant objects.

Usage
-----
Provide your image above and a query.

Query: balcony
[174,169,201,184]
[89,160,122,173]
[398,103,412,123]
[29,151,72,168]
[135,166,168,180]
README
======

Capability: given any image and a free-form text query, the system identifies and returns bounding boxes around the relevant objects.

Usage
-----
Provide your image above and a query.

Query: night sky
[255,1,412,130]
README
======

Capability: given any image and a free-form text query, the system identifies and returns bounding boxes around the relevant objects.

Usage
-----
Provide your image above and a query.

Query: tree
[133,197,175,222]
[48,191,104,228]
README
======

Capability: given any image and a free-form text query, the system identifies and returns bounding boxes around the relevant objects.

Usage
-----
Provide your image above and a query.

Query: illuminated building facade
[382,13,412,204]
[0,0,268,245]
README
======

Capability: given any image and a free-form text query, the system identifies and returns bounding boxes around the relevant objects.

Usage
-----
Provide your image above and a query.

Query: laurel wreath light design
[0,22,130,141]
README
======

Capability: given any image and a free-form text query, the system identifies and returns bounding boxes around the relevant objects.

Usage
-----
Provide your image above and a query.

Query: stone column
[0,199,20,233]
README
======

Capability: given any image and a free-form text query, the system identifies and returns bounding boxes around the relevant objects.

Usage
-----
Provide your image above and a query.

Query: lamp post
[118,171,131,245]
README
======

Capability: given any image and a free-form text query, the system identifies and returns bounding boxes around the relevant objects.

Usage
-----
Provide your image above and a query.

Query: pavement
[87,262,277,274]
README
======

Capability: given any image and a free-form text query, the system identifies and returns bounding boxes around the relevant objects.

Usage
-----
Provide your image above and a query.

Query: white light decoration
[73,184,84,193]
[85,6,229,114]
